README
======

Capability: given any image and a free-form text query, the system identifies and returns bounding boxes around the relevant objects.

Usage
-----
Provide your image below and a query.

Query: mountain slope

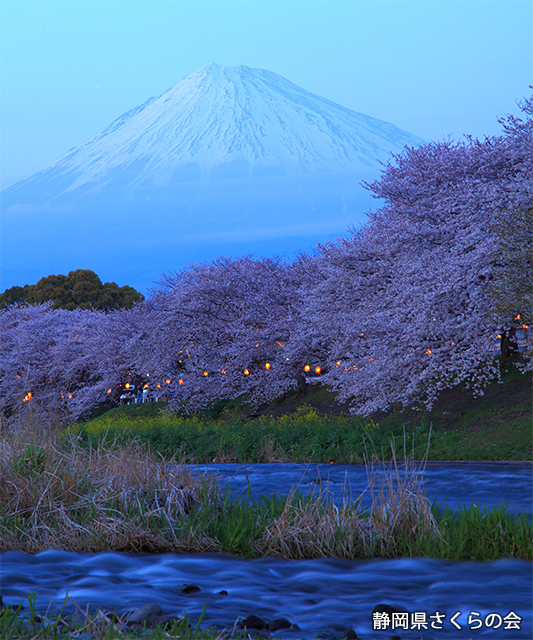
[1,63,425,292]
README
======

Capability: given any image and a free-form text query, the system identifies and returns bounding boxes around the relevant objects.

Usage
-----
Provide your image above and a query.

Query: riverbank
[1,425,530,561]
[76,367,532,463]
[1,417,532,640]
[2,367,531,639]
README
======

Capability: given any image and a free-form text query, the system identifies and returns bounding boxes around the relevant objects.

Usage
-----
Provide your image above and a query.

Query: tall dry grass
[260,440,440,559]
[1,419,529,561]
[0,421,218,553]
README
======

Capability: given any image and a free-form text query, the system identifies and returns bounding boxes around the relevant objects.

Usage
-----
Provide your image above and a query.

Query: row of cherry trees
[1,98,531,420]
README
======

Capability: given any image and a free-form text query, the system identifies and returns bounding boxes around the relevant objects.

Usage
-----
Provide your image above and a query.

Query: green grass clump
[74,405,387,464]
[73,367,532,463]
[1,424,531,561]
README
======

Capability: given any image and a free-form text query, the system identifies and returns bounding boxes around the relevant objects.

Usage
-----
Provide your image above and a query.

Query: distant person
[142,386,149,403]
[137,389,143,403]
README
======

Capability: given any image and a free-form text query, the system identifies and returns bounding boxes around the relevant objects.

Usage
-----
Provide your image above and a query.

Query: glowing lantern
[166,379,171,384]
[353,365,358,370]
[265,362,271,370]
[496,334,501,339]
[23,392,32,402]
[221,369,226,374]
[369,358,374,362]
[125,383,131,389]
[157,383,161,389]
[523,324,529,329]
[179,378,184,385]
[336,361,340,365]
[426,348,432,355]
[304,365,310,372]
[315,366,321,374]
[68,394,73,399]
[203,371,209,377]
[143,384,149,389]
[244,368,250,376]
[515,314,521,320]
[107,388,112,394]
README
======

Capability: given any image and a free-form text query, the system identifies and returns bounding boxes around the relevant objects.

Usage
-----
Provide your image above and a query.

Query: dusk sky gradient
[1,0,532,191]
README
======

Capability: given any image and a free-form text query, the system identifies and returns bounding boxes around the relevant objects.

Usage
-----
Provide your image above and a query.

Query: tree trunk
[500,326,518,363]
[295,370,307,397]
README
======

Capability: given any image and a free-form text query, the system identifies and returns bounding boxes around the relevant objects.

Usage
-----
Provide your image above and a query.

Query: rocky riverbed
[2,551,532,639]
[2,462,531,639]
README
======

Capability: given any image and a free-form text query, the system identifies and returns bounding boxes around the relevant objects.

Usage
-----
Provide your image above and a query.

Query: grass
[1,415,531,639]
[74,365,532,463]
[0,591,227,640]
[74,405,371,465]
[1,421,530,561]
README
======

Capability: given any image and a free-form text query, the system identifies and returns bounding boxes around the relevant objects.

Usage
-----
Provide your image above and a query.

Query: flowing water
[1,463,532,639]
[187,461,533,515]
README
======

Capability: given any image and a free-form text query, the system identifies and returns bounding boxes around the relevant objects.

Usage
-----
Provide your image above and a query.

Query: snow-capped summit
[5,63,424,198]
[1,63,425,292]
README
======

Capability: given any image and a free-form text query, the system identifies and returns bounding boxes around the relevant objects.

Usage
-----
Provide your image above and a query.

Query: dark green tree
[0,270,144,310]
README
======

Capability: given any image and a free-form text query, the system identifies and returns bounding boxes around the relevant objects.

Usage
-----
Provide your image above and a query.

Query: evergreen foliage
[0,269,144,311]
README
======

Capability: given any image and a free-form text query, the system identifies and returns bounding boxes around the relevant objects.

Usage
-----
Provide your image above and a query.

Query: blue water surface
[1,462,531,639]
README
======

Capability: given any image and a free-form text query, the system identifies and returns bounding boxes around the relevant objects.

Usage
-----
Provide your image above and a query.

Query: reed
[0,422,530,561]
[0,425,218,554]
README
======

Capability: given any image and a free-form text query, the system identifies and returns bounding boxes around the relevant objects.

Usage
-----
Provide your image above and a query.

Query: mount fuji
[1,63,425,292]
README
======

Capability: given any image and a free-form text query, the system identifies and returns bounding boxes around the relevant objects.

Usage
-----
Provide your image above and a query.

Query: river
[1,462,531,639]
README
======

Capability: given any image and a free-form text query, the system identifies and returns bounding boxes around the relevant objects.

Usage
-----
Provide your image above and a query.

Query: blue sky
[1,0,531,191]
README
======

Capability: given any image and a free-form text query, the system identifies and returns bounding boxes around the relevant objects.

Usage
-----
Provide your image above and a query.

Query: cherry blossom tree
[2,99,529,420]
[137,254,319,411]
[0,303,105,420]
[0,302,148,420]
[298,97,532,413]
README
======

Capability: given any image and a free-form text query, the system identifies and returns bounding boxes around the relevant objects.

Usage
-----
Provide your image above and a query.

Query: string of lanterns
[19,321,530,403]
